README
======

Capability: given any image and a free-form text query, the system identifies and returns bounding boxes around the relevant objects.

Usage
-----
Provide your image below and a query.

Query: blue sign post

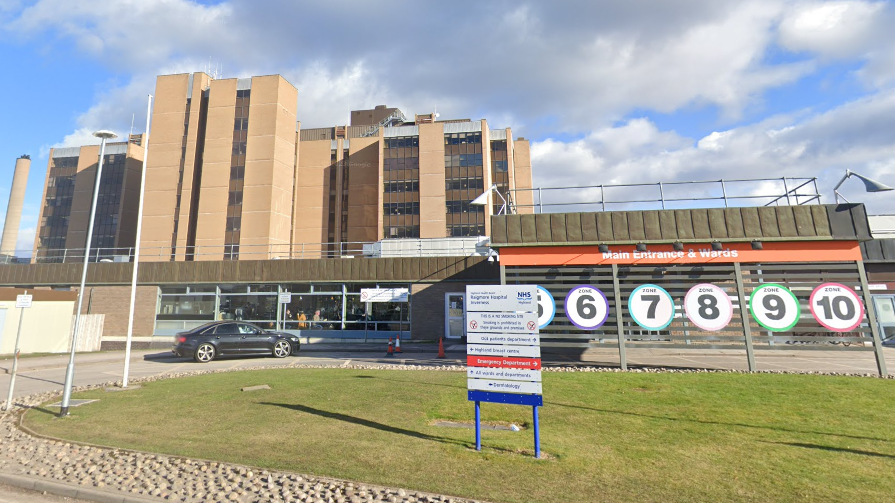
[466,285,543,458]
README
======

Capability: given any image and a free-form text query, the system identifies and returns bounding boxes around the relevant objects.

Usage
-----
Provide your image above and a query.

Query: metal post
[734,263,757,371]
[658,182,666,210]
[61,133,113,417]
[122,95,152,388]
[533,405,541,459]
[475,401,481,451]
[600,185,606,212]
[857,261,889,376]
[611,264,628,370]
[537,188,543,214]
[62,249,67,263]
[720,180,729,208]
[3,291,27,412]
[782,178,791,206]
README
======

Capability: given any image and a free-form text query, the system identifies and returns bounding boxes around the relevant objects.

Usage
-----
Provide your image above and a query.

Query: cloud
[531,90,895,214]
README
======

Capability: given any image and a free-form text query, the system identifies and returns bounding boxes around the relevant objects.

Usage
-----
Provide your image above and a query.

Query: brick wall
[410,279,499,340]
[79,285,158,337]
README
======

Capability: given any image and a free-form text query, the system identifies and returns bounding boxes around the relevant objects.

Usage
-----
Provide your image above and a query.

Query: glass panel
[219,294,278,321]
[158,295,215,317]
[874,297,895,324]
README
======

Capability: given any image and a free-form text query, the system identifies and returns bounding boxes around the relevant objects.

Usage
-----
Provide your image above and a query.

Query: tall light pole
[59,130,117,417]
[121,95,152,388]
[833,169,893,203]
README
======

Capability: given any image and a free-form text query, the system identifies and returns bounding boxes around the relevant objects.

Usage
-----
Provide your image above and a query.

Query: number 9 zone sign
[684,283,733,331]
[810,283,864,332]
[749,283,800,332]
[628,284,674,331]
[565,285,609,330]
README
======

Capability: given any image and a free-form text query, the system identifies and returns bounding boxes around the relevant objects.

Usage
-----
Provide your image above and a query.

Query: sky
[1,0,895,252]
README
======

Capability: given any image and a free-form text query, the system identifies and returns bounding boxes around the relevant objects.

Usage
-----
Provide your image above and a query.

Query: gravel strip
[1,363,891,503]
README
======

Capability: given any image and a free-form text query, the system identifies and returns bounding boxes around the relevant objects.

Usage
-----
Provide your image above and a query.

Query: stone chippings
[1,363,892,503]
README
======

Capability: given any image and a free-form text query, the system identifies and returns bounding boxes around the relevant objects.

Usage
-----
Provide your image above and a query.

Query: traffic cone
[386,337,394,357]
[395,334,403,353]
[437,337,445,358]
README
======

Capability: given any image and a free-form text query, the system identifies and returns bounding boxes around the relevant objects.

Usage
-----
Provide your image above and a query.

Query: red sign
[499,241,861,267]
[467,356,541,370]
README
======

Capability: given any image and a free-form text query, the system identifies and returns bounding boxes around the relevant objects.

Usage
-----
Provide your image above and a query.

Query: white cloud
[778,1,885,58]
[531,90,895,214]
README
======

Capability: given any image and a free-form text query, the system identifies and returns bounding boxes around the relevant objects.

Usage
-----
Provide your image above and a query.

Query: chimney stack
[1,155,31,257]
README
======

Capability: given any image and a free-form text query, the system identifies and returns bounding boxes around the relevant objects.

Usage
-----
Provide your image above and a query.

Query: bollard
[386,337,394,357]
[395,334,403,353]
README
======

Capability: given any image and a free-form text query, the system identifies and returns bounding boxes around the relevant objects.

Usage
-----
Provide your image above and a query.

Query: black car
[172,321,300,363]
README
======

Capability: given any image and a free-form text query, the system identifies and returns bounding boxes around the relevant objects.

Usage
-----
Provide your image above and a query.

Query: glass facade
[444,132,485,237]
[383,136,420,238]
[171,97,191,257]
[490,140,509,215]
[340,149,350,243]
[90,153,126,250]
[155,283,411,336]
[224,89,250,260]
[37,156,77,259]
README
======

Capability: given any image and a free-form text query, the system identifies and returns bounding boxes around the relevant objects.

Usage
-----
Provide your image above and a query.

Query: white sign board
[809,283,864,332]
[749,283,800,332]
[15,294,32,309]
[466,285,537,312]
[360,288,409,303]
[466,333,540,345]
[536,286,556,329]
[278,293,292,304]
[684,283,733,331]
[468,379,543,394]
[467,344,541,358]
[467,311,538,333]
[468,368,541,382]
[565,286,610,330]
[628,284,675,331]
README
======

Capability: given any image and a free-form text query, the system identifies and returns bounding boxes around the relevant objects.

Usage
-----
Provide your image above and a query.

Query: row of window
[448,224,485,237]
[445,132,482,145]
[384,180,419,193]
[384,202,420,215]
[384,226,420,238]
[445,153,484,168]
[385,136,419,149]
[446,201,485,214]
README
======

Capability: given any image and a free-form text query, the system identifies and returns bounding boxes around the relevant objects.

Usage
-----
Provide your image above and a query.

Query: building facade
[33,136,145,262]
[138,72,533,262]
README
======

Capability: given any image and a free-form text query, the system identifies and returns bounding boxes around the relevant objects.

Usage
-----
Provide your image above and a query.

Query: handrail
[510,177,822,214]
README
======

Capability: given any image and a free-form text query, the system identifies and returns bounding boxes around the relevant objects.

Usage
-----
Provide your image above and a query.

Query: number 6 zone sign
[564,285,609,330]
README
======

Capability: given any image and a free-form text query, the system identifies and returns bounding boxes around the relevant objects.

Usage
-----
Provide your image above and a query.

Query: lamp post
[833,169,893,203]
[470,183,509,215]
[59,130,117,417]
[122,95,152,388]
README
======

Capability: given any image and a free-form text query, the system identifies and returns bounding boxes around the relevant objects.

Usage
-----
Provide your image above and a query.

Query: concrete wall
[418,123,447,238]
[0,289,76,355]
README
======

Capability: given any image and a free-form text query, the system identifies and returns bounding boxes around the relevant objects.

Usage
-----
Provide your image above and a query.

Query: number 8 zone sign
[684,283,733,331]
[565,285,609,330]
[809,283,864,332]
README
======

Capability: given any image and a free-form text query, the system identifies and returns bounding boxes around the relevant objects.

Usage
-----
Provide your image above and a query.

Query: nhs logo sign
[466,285,537,313]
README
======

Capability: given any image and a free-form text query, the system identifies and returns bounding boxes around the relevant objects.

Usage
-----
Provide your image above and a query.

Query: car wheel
[195,343,216,363]
[273,340,292,358]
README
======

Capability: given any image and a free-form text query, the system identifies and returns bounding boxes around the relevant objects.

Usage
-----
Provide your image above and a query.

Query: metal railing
[509,177,822,214]
[20,238,491,265]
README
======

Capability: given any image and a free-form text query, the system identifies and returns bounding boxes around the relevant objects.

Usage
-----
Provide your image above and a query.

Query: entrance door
[444,293,465,340]
[872,295,895,344]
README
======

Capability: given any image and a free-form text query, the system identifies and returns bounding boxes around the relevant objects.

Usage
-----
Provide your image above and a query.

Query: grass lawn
[23,369,895,503]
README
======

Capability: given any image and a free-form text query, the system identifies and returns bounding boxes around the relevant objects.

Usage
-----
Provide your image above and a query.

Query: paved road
[2,344,891,404]
[0,482,92,503]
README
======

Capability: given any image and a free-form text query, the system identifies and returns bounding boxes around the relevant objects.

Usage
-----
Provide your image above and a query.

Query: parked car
[172,321,300,363]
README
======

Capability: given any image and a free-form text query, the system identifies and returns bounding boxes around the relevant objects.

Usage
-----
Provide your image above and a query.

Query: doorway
[444,293,465,340]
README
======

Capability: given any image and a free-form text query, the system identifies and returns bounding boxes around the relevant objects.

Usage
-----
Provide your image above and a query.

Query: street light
[470,183,509,215]
[833,169,893,203]
[59,130,117,417]
[122,96,152,388]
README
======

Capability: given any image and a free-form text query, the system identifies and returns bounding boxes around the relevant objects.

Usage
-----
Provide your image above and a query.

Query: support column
[611,264,628,370]
[734,262,757,372]
[857,261,889,377]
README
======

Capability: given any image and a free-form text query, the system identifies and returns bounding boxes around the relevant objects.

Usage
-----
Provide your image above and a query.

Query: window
[382,136,420,237]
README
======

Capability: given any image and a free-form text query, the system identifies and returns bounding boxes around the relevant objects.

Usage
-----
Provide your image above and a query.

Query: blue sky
[1,0,895,252]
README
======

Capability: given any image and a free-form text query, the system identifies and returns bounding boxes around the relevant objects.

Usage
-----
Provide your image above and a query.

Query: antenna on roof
[434,106,440,119]
[129,113,135,137]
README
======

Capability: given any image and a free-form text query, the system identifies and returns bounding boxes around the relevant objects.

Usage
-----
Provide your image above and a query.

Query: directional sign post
[466,284,542,458]
[3,292,29,412]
